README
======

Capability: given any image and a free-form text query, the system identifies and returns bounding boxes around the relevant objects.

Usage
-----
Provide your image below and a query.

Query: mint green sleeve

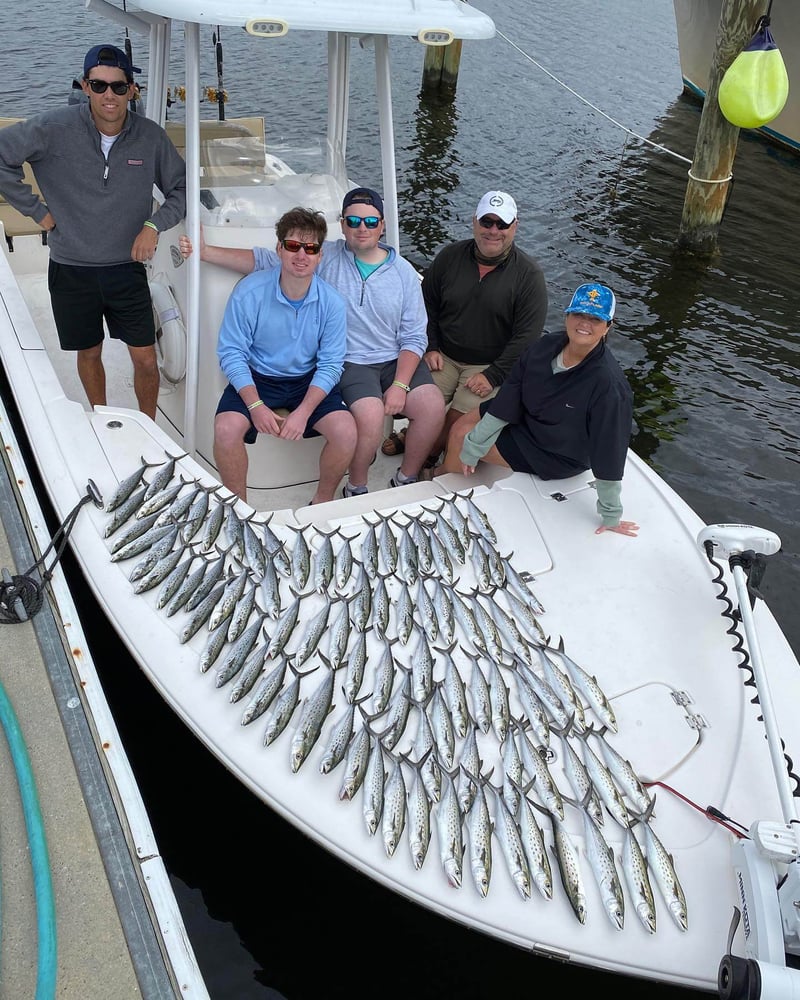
[595,478,623,527]
[460,413,509,467]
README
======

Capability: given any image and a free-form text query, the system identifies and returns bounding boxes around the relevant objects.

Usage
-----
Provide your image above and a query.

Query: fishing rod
[213,27,225,121]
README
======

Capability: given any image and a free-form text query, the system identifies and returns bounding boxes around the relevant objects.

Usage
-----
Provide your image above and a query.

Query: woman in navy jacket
[439,283,639,537]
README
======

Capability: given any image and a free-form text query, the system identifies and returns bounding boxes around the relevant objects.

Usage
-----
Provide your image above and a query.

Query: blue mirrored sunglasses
[343,215,381,229]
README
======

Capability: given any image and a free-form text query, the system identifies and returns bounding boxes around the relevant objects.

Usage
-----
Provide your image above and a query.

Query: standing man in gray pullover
[0,44,186,419]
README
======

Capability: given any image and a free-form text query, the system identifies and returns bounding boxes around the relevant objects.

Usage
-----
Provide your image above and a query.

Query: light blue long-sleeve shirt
[254,240,427,363]
[217,268,346,395]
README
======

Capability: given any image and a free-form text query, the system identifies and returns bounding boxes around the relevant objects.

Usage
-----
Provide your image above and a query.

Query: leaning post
[678,0,766,252]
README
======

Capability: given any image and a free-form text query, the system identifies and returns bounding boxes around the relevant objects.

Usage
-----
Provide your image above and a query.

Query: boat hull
[3,227,800,990]
[673,0,800,151]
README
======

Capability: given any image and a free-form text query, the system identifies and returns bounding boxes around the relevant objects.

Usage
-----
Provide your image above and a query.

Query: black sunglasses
[86,79,131,96]
[281,239,321,255]
[477,215,514,231]
[343,215,381,229]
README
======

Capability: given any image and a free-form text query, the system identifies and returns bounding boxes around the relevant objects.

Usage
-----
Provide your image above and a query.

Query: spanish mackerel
[290,664,337,772]
[104,460,149,512]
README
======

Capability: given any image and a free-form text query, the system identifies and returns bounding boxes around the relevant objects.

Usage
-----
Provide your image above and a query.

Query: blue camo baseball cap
[564,283,616,322]
[84,44,139,82]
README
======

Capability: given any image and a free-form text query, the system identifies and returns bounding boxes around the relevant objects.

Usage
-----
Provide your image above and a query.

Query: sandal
[381,427,406,456]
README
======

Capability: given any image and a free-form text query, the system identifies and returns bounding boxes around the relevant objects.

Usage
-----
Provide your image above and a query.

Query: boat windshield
[165,118,342,232]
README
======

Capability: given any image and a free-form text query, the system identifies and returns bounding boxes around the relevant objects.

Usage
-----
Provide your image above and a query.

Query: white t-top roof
[129,0,496,39]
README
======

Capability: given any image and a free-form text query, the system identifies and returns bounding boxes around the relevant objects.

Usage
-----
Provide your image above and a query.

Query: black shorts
[48,260,156,351]
[216,369,348,444]
[478,401,585,480]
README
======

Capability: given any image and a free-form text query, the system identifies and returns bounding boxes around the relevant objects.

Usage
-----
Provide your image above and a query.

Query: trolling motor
[698,525,800,1000]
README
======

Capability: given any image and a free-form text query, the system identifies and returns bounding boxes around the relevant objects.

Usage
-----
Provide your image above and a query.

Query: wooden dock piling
[678,0,766,252]
[421,40,463,96]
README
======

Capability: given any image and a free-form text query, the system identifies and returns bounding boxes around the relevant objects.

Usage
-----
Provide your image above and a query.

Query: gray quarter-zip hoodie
[0,102,186,266]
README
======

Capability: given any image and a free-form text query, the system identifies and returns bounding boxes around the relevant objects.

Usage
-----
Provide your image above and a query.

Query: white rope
[496,29,694,166]
[687,168,733,183]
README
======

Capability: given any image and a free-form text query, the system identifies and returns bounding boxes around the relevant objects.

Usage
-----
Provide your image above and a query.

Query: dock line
[0,483,101,624]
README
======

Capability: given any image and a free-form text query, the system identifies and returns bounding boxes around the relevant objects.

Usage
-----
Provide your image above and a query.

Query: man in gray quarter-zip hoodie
[0,44,186,419]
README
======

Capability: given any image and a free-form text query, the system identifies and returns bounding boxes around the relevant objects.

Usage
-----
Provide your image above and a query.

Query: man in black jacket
[413,190,548,464]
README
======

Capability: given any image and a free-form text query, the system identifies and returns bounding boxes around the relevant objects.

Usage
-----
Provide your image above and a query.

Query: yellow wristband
[392,380,411,393]
[247,399,264,411]
[143,221,158,233]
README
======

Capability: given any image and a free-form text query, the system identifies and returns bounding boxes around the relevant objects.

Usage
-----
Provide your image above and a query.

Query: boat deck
[0,402,203,998]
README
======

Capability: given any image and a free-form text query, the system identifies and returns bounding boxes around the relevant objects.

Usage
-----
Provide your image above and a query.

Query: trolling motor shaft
[699,525,800,1000]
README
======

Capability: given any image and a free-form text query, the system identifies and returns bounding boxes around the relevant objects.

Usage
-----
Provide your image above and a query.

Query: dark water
[5,1,800,997]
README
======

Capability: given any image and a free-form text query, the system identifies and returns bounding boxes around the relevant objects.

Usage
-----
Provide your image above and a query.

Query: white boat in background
[1,2,800,997]
[673,0,800,152]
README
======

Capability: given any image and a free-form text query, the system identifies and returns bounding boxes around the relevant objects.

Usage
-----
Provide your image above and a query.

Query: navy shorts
[48,260,156,350]
[216,369,348,444]
[338,358,435,406]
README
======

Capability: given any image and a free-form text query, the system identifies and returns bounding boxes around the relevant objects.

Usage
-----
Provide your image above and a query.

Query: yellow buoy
[718,22,789,129]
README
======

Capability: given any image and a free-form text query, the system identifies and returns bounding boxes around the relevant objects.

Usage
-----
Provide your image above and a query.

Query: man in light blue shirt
[215,207,356,503]
[182,188,445,496]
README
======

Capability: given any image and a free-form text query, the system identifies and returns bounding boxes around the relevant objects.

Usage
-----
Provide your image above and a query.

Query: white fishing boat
[673,0,800,152]
[1,2,799,997]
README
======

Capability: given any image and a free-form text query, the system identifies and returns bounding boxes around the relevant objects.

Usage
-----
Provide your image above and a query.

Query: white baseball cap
[475,191,518,224]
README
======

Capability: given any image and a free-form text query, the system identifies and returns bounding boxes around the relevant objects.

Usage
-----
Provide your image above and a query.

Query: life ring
[150,277,187,384]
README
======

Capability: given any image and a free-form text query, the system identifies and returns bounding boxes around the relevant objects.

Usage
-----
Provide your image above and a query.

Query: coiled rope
[0,481,102,624]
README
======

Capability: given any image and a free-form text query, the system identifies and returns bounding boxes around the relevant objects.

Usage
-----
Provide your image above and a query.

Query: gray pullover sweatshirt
[0,102,186,266]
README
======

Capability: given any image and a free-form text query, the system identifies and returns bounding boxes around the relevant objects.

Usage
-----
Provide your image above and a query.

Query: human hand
[251,405,283,436]
[178,224,206,260]
[461,463,476,476]
[131,226,158,262]
[466,372,492,398]
[595,520,639,537]
[39,211,56,232]
[384,385,408,415]
[279,409,308,441]
[423,350,443,372]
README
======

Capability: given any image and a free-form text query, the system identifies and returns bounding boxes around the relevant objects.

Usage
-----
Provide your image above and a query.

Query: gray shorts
[339,359,435,406]
[431,352,499,413]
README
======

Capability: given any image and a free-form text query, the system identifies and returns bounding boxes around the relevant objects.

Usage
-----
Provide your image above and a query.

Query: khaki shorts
[431,353,499,413]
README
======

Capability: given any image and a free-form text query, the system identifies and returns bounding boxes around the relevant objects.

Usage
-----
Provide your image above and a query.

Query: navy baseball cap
[342,187,384,219]
[84,45,139,82]
[565,283,616,322]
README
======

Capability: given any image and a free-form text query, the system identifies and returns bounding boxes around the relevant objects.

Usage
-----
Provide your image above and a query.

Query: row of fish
[100,454,688,934]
